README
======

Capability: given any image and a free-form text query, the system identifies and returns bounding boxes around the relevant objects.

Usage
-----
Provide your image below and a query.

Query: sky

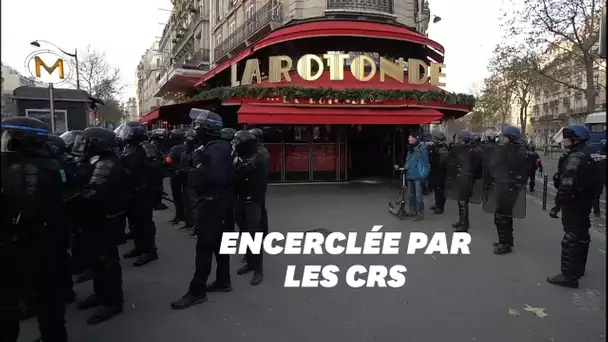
[1,0,506,99]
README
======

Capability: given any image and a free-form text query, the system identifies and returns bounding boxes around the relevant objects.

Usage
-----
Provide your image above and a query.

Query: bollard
[542,174,549,211]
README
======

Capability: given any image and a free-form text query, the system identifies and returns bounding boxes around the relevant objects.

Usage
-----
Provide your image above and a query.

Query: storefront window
[284,126,311,143]
[259,126,282,143]
[312,125,337,142]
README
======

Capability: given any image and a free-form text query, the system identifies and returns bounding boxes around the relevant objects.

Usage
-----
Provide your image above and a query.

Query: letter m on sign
[34,56,64,79]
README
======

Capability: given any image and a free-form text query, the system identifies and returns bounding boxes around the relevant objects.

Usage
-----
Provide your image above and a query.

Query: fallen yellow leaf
[509,309,520,316]
[524,304,548,318]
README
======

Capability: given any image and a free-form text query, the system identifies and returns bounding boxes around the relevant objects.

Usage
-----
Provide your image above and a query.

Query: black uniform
[526,146,543,192]
[171,109,233,310]
[72,127,126,325]
[250,128,270,235]
[235,131,270,285]
[428,132,449,213]
[143,139,166,211]
[178,130,198,230]
[1,117,67,342]
[118,122,159,267]
[548,125,596,288]
[167,142,187,223]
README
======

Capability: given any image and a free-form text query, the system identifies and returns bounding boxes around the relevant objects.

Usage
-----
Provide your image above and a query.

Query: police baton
[542,174,548,211]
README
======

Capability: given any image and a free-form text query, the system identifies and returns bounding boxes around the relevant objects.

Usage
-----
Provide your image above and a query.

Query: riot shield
[482,144,527,218]
[445,144,483,203]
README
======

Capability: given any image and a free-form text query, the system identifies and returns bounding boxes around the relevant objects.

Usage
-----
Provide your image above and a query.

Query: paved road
[19,184,606,342]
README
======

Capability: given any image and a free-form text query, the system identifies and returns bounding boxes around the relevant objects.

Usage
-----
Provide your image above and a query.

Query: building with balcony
[139,0,474,182]
[528,67,606,148]
[136,42,165,116]
[152,0,212,102]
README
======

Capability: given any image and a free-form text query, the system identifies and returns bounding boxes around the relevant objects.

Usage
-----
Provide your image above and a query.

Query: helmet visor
[60,131,82,148]
[117,125,137,141]
[72,136,91,155]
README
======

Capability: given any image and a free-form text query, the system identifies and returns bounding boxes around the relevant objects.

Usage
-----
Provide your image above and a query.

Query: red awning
[237,104,443,124]
[138,108,159,124]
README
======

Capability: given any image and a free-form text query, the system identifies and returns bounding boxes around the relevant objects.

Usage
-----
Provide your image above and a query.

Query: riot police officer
[234,130,270,285]
[547,125,596,288]
[445,130,483,232]
[485,126,527,255]
[166,129,187,224]
[428,131,449,214]
[1,117,67,342]
[71,127,126,324]
[178,129,198,231]
[526,144,543,192]
[118,121,159,267]
[171,109,233,310]
[221,127,237,141]
[144,132,167,211]
[249,128,270,235]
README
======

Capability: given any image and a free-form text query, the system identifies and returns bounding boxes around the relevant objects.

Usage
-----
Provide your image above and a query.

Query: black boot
[133,251,158,267]
[546,274,578,288]
[454,202,469,232]
[170,292,208,310]
[250,272,264,286]
[122,248,142,259]
[77,294,102,310]
[575,240,590,278]
[434,206,444,214]
[237,264,252,275]
[87,305,123,325]
[207,282,232,292]
[493,244,512,254]
[493,214,513,254]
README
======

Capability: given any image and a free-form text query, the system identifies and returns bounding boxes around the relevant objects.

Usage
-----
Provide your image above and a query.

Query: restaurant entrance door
[350,125,395,179]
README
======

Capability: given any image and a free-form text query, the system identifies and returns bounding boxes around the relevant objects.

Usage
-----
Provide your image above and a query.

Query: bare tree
[476,73,516,131]
[502,0,604,114]
[490,45,547,135]
[76,45,124,101]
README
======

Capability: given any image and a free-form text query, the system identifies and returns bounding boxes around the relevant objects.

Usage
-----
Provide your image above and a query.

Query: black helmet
[220,128,236,141]
[431,130,446,143]
[60,130,83,152]
[1,116,50,153]
[234,130,257,158]
[117,121,147,142]
[150,128,167,141]
[73,127,117,157]
[47,134,67,153]
[454,130,473,144]
[248,128,263,142]
[190,108,223,139]
[169,129,185,141]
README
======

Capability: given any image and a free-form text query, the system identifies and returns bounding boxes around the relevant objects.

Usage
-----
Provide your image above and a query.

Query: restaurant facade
[139,13,474,182]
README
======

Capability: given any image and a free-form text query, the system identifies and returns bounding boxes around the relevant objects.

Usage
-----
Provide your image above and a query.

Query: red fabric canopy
[237,104,443,124]
[138,108,159,124]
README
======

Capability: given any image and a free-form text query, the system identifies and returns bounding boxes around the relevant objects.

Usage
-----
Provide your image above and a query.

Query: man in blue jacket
[405,131,431,221]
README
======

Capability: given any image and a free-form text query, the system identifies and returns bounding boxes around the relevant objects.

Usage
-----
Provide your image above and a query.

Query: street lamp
[415,15,442,24]
[30,40,80,90]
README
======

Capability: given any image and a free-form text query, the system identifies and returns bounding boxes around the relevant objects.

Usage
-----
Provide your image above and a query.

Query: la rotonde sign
[230,53,446,87]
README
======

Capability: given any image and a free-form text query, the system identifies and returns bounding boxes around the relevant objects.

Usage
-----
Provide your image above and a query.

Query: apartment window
[216,32,223,46]
[245,2,256,33]
[533,105,539,117]
[562,97,570,110]
[229,19,236,35]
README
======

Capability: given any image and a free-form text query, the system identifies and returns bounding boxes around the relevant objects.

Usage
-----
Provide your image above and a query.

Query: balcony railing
[173,12,207,55]
[157,49,211,81]
[326,0,394,14]
[214,0,283,61]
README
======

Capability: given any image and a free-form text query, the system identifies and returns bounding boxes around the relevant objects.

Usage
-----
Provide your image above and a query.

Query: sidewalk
[19,184,606,342]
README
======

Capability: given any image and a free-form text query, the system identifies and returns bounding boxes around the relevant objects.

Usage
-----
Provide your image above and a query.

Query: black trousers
[170,175,184,220]
[527,171,536,191]
[128,193,157,253]
[0,236,67,342]
[71,227,88,275]
[188,194,232,295]
[183,185,195,227]
[494,195,517,245]
[82,217,123,305]
[560,204,591,278]
[235,201,264,273]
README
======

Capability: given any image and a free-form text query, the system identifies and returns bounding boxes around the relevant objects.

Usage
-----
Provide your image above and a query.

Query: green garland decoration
[192,85,476,108]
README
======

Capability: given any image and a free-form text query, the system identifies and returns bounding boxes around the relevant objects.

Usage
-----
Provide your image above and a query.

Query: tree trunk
[585,59,597,114]
[520,103,528,135]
